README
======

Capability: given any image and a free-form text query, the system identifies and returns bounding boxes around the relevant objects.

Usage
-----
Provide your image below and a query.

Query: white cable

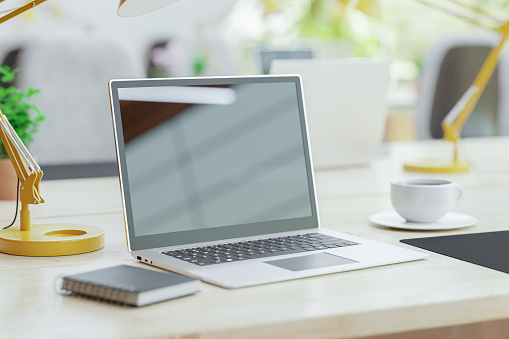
[443,85,479,125]
[0,119,28,180]
[4,117,39,172]
[0,5,24,14]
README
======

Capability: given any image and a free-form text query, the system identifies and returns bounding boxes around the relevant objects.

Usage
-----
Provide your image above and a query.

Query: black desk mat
[401,230,509,274]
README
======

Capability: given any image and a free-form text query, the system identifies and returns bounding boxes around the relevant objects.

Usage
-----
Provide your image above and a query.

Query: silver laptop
[270,59,390,168]
[109,75,426,289]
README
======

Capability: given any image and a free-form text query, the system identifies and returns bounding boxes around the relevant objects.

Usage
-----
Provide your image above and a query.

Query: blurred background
[1,0,509,176]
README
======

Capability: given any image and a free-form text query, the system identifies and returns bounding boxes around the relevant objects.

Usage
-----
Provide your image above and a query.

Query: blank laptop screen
[116,80,313,238]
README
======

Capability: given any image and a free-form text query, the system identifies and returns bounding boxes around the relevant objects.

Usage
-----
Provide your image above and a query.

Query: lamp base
[404,159,471,173]
[0,224,104,256]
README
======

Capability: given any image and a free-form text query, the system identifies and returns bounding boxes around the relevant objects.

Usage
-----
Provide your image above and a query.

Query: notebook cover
[64,264,199,292]
[401,230,509,274]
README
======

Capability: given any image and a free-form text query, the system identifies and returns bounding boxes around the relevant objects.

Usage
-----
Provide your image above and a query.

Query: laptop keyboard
[161,233,359,266]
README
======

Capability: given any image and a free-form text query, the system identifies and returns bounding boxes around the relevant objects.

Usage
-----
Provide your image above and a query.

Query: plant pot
[0,158,18,201]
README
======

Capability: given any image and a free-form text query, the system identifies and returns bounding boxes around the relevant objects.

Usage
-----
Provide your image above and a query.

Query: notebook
[108,75,426,288]
[270,58,391,168]
[401,231,509,274]
[59,265,200,306]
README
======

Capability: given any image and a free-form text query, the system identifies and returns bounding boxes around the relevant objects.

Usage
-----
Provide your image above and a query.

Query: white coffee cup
[390,178,463,223]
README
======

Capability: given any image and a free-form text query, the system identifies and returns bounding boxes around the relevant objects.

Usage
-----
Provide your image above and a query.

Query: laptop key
[161,233,359,266]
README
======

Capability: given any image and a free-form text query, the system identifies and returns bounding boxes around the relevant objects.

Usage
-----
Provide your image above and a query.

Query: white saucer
[369,211,477,231]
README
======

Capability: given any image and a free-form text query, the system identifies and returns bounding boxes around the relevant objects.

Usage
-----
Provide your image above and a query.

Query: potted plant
[0,65,44,200]
[296,0,383,57]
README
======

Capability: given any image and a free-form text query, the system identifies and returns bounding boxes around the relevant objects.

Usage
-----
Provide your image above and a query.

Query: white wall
[0,0,238,69]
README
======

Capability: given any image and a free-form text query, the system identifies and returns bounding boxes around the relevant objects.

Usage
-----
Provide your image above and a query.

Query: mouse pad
[401,230,509,274]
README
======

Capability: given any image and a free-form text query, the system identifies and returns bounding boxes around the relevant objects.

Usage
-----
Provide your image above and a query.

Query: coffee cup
[390,178,463,223]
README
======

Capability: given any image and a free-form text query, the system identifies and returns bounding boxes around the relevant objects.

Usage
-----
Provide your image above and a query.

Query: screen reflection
[119,82,312,236]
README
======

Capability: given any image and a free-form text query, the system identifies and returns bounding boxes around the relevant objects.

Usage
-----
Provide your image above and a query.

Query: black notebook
[59,265,200,307]
[401,230,509,274]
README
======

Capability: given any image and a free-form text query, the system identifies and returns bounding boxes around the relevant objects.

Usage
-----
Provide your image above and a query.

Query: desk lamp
[405,0,509,173]
[0,0,180,256]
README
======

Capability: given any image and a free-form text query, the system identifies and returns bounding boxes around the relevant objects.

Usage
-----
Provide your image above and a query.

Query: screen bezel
[109,75,319,251]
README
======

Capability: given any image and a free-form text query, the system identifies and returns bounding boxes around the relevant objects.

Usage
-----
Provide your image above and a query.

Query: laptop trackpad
[265,253,358,271]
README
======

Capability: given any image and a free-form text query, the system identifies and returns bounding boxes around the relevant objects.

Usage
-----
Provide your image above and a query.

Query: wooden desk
[2,137,509,339]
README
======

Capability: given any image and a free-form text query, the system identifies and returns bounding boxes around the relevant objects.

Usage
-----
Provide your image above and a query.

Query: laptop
[109,75,426,289]
[270,58,390,168]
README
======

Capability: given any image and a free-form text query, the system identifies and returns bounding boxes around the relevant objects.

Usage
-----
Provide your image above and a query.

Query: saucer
[369,211,477,231]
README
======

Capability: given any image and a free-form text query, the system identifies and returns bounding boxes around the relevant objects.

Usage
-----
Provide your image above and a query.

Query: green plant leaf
[0,66,45,159]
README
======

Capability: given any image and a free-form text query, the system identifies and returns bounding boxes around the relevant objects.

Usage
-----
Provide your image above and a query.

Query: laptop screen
[110,76,319,251]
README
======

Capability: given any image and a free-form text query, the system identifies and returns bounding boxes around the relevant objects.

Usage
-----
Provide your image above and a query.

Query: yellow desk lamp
[0,0,180,256]
[405,0,509,173]
[0,114,105,256]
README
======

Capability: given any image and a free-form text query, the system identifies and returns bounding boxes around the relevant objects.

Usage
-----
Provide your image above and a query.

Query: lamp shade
[118,0,180,17]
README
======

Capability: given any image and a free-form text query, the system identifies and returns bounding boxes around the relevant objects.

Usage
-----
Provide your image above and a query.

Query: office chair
[416,34,509,139]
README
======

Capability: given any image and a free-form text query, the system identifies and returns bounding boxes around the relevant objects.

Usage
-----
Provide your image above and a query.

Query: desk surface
[2,137,509,339]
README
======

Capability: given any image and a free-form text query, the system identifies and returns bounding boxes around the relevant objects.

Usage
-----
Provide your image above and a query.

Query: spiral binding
[55,275,137,307]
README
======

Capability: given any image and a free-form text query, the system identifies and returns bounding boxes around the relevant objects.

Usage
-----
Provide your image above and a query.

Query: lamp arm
[0,113,43,208]
[0,114,30,181]
[0,0,47,25]
[442,21,509,142]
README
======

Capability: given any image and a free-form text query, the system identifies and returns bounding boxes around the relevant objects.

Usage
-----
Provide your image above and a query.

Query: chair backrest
[416,34,509,139]
[14,34,144,165]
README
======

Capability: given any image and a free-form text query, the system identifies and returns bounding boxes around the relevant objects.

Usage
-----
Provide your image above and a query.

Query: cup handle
[453,183,463,207]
